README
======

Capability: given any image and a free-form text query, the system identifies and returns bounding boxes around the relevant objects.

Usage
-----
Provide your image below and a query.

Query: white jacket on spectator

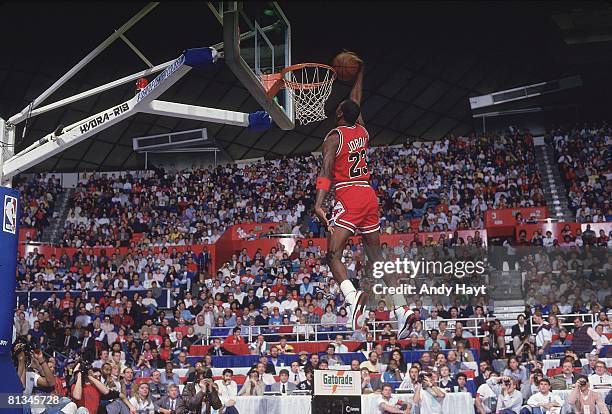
[526,391,563,413]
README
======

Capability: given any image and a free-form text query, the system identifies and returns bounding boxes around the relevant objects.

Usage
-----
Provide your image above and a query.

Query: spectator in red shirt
[112,309,134,330]
[160,337,173,361]
[224,327,246,346]
[374,300,390,321]
[71,366,110,414]
[60,292,73,310]
[174,318,190,337]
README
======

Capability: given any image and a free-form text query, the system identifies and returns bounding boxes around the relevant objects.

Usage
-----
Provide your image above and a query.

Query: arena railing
[203,316,489,344]
[421,317,489,337]
[528,312,608,334]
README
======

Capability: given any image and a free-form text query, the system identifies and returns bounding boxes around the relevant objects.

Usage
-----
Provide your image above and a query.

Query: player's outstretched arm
[348,54,364,125]
[314,132,340,231]
[350,61,364,106]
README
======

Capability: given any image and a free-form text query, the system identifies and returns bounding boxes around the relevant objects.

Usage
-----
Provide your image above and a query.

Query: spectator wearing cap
[263,292,281,311]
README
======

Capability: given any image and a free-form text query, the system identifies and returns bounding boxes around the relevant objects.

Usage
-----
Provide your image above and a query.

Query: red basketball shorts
[330,183,380,234]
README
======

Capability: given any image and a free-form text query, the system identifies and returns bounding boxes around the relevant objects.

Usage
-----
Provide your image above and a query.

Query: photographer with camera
[14,337,79,414]
[515,335,536,362]
[484,376,522,414]
[567,376,610,414]
[71,362,136,414]
[414,372,446,414]
[476,371,499,414]
[71,364,110,414]
[181,370,222,414]
[525,369,545,399]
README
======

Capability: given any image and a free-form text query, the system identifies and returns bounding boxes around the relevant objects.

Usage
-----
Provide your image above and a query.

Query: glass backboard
[218,2,294,130]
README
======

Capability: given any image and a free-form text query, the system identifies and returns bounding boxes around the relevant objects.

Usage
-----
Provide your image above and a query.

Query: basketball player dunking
[314,53,414,338]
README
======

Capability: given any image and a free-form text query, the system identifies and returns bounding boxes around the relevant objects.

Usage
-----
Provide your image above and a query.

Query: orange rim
[259,63,336,96]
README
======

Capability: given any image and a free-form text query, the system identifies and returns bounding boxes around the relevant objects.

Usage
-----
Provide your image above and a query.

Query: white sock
[340,279,357,303]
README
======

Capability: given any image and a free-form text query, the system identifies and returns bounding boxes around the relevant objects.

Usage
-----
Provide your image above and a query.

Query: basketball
[332,51,361,81]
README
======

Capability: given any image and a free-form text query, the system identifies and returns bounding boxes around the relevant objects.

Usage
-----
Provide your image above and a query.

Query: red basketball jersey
[325,123,370,188]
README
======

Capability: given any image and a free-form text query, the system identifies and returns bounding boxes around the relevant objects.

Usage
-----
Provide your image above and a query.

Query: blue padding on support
[184,47,217,68]
[248,111,272,131]
[0,187,23,407]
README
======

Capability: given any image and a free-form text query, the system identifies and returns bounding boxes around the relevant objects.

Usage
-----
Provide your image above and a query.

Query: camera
[12,336,32,367]
[499,378,512,387]
[418,372,432,384]
[69,354,93,377]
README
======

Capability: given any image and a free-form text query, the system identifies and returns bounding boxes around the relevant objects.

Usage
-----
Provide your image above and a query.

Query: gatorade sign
[314,370,361,396]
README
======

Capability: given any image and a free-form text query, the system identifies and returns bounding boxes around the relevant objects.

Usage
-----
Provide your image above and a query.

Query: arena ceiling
[1,1,611,172]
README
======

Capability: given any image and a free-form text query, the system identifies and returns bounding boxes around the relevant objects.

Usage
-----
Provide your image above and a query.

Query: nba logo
[3,195,17,234]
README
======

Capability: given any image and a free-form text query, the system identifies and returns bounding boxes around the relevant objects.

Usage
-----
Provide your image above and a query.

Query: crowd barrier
[16,288,172,309]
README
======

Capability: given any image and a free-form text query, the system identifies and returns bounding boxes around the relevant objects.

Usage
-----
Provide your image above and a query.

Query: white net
[284,64,336,125]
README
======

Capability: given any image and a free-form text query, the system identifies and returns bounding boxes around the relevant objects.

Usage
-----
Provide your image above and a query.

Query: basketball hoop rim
[260,63,336,95]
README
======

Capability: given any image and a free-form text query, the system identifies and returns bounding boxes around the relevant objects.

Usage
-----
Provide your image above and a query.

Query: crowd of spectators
[368,127,545,235]
[10,124,611,414]
[16,173,62,241]
[551,123,611,222]
[12,229,611,413]
[60,160,314,248]
[47,126,544,248]
[513,231,612,312]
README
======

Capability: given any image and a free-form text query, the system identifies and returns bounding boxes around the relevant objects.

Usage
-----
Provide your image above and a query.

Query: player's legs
[360,229,415,339]
[326,224,366,330]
